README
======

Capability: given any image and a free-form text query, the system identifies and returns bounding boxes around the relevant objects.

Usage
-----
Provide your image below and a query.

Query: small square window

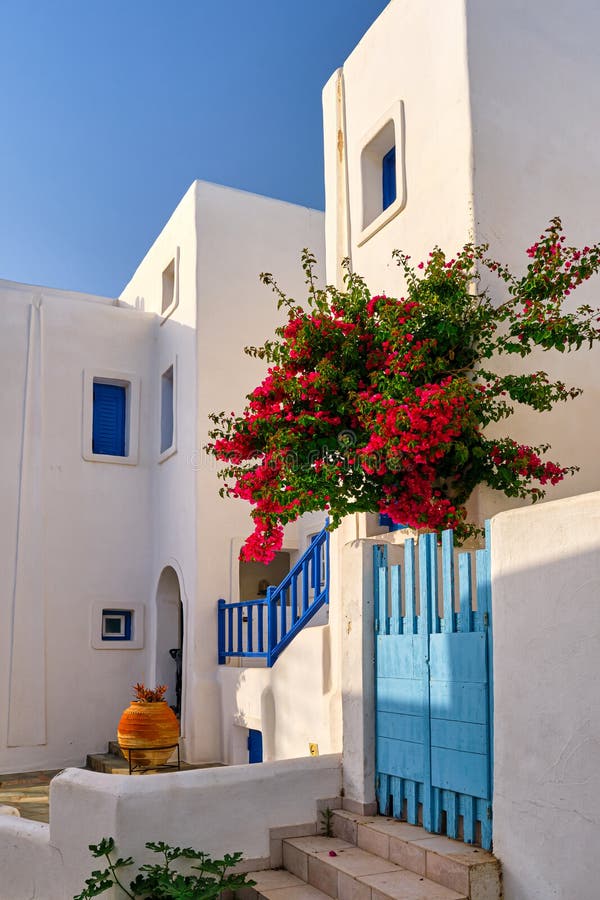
[102,609,133,641]
[91,601,144,649]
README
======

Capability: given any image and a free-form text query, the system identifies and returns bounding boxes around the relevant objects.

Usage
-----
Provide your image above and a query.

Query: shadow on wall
[490,501,600,900]
[261,686,276,761]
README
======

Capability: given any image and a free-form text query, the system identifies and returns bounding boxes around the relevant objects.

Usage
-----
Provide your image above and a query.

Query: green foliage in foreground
[74,837,256,900]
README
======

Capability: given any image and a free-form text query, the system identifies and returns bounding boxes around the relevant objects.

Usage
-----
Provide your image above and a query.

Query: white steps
[244,811,501,900]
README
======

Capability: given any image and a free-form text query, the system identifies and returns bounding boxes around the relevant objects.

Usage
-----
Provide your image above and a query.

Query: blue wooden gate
[374,525,493,849]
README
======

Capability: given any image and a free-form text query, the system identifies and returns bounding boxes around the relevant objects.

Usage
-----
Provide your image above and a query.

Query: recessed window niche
[91,601,145,650]
[82,369,141,465]
[358,101,406,246]
[160,247,180,322]
[159,359,177,462]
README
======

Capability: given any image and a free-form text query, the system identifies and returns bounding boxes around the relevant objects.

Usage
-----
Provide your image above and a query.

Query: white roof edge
[0,276,120,306]
[192,178,325,216]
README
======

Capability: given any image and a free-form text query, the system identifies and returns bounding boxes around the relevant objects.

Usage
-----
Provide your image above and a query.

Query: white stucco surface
[0,756,341,900]
[338,538,376,813]
[323,0,600,528]
[218,621,338,764]
[465,0,600,519]
[192,182,324,761]
[491,492,600,900]
[0,180,325,774]
[323,0,474,293]
[0,280,155,773]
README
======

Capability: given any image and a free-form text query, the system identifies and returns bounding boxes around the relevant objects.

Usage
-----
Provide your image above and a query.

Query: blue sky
[0,0,389,297]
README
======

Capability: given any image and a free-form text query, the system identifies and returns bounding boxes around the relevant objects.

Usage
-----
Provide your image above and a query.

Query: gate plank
[432,746,489,798]
[377,736,424,782]
[458,553,473,633]
[403,539,417,634]
[430,681,488,725]
[390,565,402,634]
[419,533,437,832]
[430,718,487,755]
[378,710,424,744]
[441,529,456,632]
[430,632,487,683]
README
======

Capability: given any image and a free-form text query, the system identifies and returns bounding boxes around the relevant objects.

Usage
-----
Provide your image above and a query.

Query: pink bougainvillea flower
[206,225,600,562]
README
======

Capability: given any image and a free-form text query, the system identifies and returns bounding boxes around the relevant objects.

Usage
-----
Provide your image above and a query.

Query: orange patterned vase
[117,701,179,768]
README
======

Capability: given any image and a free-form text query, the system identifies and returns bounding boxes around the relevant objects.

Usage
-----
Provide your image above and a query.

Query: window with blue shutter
[382,146,396,211]
[92,382,127,456]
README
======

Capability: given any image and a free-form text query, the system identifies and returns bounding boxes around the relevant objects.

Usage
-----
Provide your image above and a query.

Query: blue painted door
[248,728,263,764]
[374,526,493,849]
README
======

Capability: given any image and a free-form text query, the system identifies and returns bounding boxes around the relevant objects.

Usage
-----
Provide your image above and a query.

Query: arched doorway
[155,566,183,716]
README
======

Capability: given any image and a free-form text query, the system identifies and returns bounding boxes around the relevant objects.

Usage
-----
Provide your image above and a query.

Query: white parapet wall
[491,491,600,900]
[0,754,341,900]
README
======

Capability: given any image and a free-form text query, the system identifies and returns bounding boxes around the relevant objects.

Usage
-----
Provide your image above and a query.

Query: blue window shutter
[93,383,126,456]
[382,146,397,211]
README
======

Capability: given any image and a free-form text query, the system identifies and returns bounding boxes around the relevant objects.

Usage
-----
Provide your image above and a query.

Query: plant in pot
[117,683,179,769]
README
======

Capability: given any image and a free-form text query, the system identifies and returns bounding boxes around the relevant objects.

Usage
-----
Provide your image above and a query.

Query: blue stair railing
[218,526,330,667]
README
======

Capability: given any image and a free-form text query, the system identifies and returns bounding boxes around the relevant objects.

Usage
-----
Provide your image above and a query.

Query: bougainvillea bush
[207,218,600,563]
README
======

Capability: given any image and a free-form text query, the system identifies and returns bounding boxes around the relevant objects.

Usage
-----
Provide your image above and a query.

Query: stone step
[86,752,130,774]
[330,811,501,900]
[281,835,467,900]
[86,749,223,775]
[243,869,331,900]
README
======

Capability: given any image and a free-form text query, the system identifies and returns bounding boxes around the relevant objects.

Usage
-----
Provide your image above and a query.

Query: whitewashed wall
[191,182,324,762]
[0,755,341,900]
[466,0,600,519]
[323,0,600,527]
[121,181,325,764]
[119,183,200,760]
[0,180,324,774]
[323,0,474,293]
[218,621,338,765]
[0,280,154,773]
[491,492,600,900]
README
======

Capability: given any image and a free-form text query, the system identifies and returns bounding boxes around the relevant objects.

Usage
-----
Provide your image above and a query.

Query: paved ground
[0,769,60,823]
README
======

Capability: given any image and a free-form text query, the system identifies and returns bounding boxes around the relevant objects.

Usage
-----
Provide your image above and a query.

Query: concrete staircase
[244,810,501,900]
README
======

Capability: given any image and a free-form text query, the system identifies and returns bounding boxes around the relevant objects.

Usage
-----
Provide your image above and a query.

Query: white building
[0,180,325,774]
[323,0,600,523]
[1,3,600,899]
